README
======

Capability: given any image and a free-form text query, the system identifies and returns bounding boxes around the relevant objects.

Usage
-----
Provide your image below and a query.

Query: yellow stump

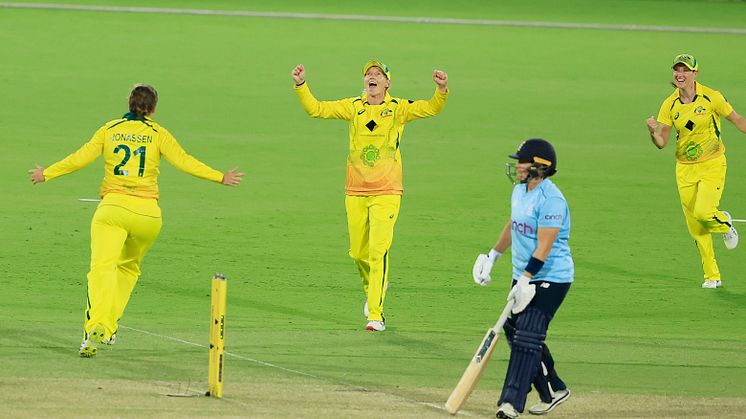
[208,273,227,398]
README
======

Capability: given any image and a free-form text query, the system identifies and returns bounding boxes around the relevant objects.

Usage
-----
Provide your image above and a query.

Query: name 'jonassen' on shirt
[110,133,154,143]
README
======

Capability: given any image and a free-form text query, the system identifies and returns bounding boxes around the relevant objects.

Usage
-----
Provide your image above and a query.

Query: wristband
[295,80,306,87]
[524,256,544,276]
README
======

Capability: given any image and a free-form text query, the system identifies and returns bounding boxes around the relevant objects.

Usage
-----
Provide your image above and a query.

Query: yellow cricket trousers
[345,195,401,322]
[84,193,162,338]
[676,154,730,280]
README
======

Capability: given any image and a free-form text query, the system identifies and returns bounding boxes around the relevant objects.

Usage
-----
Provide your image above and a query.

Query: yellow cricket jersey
[44,113,224,199]
[656,83,734,164]
[294,83,448,195]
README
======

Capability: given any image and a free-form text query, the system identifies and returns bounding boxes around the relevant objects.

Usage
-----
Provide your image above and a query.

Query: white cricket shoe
[496,402,519,418]
[723,211,739,250]
[702,280,722,289]
[365,320,385,332]
[103,333,117,345]
[529,388,571,415]
[363,301,369,318]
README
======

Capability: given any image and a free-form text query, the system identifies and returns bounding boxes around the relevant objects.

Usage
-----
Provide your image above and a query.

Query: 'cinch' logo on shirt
[512,220,534,236]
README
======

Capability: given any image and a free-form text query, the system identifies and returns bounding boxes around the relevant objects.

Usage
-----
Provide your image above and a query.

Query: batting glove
[472,249,501,286]
[508,275,536,314]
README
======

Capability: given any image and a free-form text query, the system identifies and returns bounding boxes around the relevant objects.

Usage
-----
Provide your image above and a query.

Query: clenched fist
[433,69,448,92]
[291,64,306,85]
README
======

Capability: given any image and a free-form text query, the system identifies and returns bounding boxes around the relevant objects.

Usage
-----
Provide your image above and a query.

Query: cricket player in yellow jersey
[28,84,244,357]
[647,54,746,289]
[291,61,449,331]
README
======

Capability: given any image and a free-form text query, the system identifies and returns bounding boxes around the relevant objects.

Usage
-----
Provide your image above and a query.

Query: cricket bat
[445,300,514,415]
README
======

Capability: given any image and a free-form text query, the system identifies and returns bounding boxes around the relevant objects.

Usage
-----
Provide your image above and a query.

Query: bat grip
[492,299,515,332]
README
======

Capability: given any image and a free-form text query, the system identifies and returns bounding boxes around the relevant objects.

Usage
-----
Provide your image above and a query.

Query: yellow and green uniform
[656,83,734,280]
[295,82,448,321]
[657,82,732,164]
[44,112,224,338]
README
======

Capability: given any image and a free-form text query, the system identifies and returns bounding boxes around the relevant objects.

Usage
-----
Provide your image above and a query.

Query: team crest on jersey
[695,106,705,114]
[360,144,381,167]
[380,109,393,118]
[684,141,703,161]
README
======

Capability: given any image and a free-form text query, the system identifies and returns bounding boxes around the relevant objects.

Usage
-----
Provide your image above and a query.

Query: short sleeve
[656,97,674,126]
[538,197,567,228]
[712,90,734,118]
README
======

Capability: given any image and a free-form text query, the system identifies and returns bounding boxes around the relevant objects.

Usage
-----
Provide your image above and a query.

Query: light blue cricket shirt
[510,179,574,283]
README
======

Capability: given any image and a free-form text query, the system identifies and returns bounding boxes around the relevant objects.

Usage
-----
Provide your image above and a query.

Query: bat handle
[492,299,515,332]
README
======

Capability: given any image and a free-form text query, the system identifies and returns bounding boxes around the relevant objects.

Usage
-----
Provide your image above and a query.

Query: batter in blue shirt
[472,138,573,418]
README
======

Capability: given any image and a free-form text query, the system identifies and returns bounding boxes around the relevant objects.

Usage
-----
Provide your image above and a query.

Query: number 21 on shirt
[113,144,146,176]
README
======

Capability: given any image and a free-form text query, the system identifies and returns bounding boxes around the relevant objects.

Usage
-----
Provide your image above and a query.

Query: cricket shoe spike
[702,280,722,289]
[722,211,739,250]
[365,320,385,332]
[79,324,106,358]
[528,388,570,415]
[496,402,519,418]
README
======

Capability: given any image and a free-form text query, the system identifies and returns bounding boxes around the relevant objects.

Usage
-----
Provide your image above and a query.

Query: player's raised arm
[400,68,449,122]
[291,64,353,120]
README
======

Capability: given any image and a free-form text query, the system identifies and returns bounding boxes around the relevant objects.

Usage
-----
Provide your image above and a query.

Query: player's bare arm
[291,64,306,85]
[726,110,746,133]
[528,227,560,276]
[433,69,448,93]
[494,221,512,253]
[646,117,671,149]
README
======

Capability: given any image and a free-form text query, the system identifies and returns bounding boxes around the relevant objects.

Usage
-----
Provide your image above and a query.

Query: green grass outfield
[2,0,746,417]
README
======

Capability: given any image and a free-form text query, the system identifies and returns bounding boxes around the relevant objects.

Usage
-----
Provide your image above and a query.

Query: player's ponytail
[128,84,158,118]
